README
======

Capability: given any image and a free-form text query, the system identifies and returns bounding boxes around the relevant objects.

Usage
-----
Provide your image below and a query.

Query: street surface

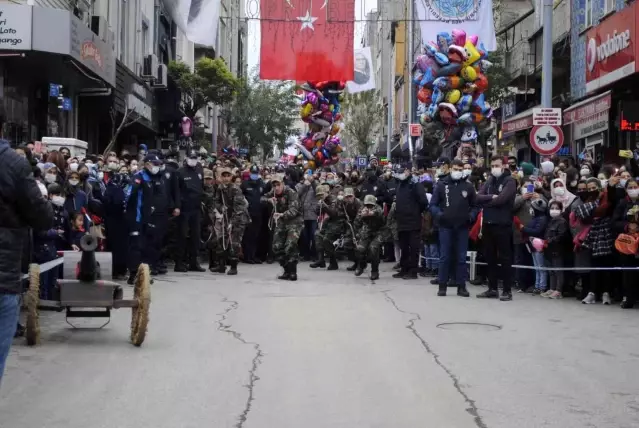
[2,263,639,428]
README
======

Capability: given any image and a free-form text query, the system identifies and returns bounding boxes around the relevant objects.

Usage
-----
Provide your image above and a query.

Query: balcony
[503,11,535,80]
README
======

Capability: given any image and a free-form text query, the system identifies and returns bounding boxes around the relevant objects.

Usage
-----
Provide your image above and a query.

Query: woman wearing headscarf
[549,178,577,219]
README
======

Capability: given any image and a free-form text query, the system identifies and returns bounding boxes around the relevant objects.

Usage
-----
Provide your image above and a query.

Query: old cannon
[25,234,151,346]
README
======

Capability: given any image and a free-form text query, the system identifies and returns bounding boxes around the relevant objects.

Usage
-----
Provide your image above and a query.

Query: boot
[327,256,338,271]
[310,253,326,268]
[189,263,206,272]
[354,261,366,276]
[346,261,358,271]
[227,261,238,275]
[289,262,298,281]
[277,263,291,280]
[370,262,379,280]
[214,259,227,273]
[457,284,470,297]
[392,269,406,279]
[174,263,188,273]
[403,269,418,280]
[437,285,447,296]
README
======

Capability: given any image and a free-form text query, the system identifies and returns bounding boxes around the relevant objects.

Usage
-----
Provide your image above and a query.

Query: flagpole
[407,0,414,166]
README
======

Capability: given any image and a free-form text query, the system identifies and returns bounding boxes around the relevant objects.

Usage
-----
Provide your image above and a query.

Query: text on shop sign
[0,10,25,47]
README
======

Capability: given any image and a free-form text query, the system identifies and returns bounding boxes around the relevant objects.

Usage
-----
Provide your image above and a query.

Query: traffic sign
[530,125,564,155]
[409,123,422,137]
[357,156,367,167]
[533,108,562,126]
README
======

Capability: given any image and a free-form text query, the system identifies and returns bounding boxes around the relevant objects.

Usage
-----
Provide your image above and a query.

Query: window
[585,0,593,27]
[119,0,127,62]
[604,0,615,15]
[142,21,149,58]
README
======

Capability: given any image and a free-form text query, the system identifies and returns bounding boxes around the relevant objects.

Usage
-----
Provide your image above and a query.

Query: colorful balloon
[463,41,481,67]
[417,87,433,103]
[445,89,461,104]
[451,29,466,46]
[436,32,453,53]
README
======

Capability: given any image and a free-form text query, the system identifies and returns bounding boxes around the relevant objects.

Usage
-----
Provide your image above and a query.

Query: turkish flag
[260,0,355,81]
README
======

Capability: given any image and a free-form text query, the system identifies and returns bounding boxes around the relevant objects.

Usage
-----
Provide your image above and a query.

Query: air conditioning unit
[153,64,168,89]
[90,15,108,42]
[141,54,158,80]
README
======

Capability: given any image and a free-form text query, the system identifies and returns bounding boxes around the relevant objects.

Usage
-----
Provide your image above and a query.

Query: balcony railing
[503,11,535,79]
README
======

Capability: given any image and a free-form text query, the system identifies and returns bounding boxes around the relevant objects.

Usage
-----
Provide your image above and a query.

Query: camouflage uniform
[214,181,250,273]
[311,185,347,270]
[341,187,362,271]
[202,176,218,269]
[386,201,399,242]
[354,195,387,279]
[262,178,303,279]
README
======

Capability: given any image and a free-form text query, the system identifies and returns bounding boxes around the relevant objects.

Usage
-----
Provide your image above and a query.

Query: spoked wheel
[130,264,151,346]
[25,264,41,346]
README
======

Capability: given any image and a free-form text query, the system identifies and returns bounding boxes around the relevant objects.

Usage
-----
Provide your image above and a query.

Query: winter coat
[612,197,639,235]
[478,169,517,226]
[295,181,319,221]
[521,213,549,239]
[395,179,428,232]
[430,175,477,228]
[544,216,568,257]
[513,192,547,244]
[0,139,54,293]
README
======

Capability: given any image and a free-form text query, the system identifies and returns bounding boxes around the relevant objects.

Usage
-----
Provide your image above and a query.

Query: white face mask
[149,166,160,175]
[396,173,407,181]
[85,162,93,167]
[549,209,561,218]
[69,163,79,172]
[98,172,104,180]
[600,179,608,188]
[553,187,566,196]
[108,162,118,170]
[628,188,639,199]
[580,168,590,177]
[520,187,528,195]
[51,196,65,207]
[570,180,578,187]
[450,171,463,180]
[620,179,628,188]
[337,195,344,201]
[45,173,57,184]
[491,167,503,178]
[187,159,198,167]
[462,169,471,178]
[130,165,138,172]
[68,179,79,186]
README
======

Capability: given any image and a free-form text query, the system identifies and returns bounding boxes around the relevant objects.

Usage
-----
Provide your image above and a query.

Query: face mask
[160,164,166,171]
[587,190,599,200]
[45,173,57,184]
[628,188,639,199]
[450,171,463,180]
[520,187,528,195]
[553,187,566,196]
[326,179,335,185]
[149,166,160,175]
[384,171,391,178]
[396,173,407,181]
[620,179,628,188]
[98,172,104,180]
[51,196,65,207]
[570,180,577,187]
[580,168,590,177]
[108,162,118,170]
[600,179,608,188]
[187,159,198,167]
[337,195,344,201]
[436,168,444,176]
[491,167,503,178]
[69,163,79,172]
[250,173,259,180]
[462,169,471,178]
[68,179,79,186]
[577,190,588,201]
[549,209,561,218]
[130,165,138,172]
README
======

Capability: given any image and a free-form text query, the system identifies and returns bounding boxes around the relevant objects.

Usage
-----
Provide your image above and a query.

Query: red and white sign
[533,108,562,125]
[563,91,611,124]
[502,114,533,134]
[409,123,422,137]
[585,3,636,94]
[529,125,564,155]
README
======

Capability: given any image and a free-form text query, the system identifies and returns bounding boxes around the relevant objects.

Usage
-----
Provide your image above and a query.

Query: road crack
[381,290,488,428]
[216,297,264,428]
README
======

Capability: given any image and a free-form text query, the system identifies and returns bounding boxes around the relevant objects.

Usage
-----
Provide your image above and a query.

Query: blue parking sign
[357,156,366,167]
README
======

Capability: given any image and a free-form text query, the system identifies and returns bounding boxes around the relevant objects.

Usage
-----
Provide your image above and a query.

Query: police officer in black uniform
[241,165,265,263]
[125,154,168,284]
[175,150,205,272]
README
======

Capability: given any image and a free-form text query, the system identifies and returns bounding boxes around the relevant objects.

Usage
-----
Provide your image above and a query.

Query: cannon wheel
[130,264,151,346]
[25,264,41,346]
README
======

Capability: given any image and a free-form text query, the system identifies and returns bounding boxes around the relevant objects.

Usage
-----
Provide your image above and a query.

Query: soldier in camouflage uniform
[354,194,386,280]
[261,174,303,280]
[202,169,219,272]
[213,167,250,275]
[311,184,347,270]
[341,187,362,271]
[386,198,400,269]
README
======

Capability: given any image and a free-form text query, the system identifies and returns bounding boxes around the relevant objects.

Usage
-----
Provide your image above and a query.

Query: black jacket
[395,178,428,232]
[241,178,265,216]
[177,165,204,212]
[430,175,477,228]
[163,162,181,212]
[478,169,517,226]
[380,176,398,206]
[358,175,385,206]
[0,140,54,294]
[125,170,169,233]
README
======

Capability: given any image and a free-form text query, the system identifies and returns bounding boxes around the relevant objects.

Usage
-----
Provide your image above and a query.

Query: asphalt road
[2,263,639,428]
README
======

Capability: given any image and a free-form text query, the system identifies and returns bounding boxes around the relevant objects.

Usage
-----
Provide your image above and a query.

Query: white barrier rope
[420,255,639,271]
[21,257,64,280]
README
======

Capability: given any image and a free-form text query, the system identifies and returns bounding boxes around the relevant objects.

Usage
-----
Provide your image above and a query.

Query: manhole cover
[436,322,502,331]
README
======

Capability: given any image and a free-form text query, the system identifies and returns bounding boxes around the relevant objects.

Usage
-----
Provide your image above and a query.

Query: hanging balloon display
[296,81,345,169]
[413,29,493,148]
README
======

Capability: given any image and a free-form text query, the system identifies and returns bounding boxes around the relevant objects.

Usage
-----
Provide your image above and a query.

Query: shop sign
[0,4,32,50]
[502,114,533,134]
[573,110,609,139]
[563,92,611,124]
[127,94,152,122]
[70,15,115,87]
[585,2,636,94]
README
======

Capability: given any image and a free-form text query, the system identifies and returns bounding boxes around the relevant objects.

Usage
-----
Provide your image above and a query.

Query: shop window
[585,0,593,27]
[604,0,615,15]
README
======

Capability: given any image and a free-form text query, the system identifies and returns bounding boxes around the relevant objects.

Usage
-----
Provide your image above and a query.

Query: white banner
[162,0,220,48]
[347,47,376,94]
[415,0,497,51]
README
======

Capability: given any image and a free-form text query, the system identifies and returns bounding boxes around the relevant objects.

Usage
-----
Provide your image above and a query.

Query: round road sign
[529,125,564,155]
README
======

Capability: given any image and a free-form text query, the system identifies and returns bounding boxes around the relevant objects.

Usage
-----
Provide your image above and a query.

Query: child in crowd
[519,198,549,294]
[543,201,568,298]
[421,178,439,277]
[69,212,88,251]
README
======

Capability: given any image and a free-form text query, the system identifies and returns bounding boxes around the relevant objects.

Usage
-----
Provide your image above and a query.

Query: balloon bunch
[413,29,493,145]
[295,81,345,170]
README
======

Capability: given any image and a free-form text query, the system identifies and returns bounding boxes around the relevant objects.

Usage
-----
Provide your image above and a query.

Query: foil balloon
[413,70,425,85]
[438,63,462,76]
[472,93,488,114]
[463,41,481,66]
[417,87,433,103]
[301,103,313,118]
[451,29,466,46]
[461,66,477,82]
[456,94,473,113]
[433,76,463,90]
[468,35,479,46]
[295,143,314,160]
[306,92,319,107]
[419,113,431,125]
[445,89,461,104]
[448,45,467,63]
[475,74,489,93]
[436,32,453,53]
[431,87,445,104]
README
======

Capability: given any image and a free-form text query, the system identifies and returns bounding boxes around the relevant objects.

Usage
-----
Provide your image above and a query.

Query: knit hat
[520,162,535,177]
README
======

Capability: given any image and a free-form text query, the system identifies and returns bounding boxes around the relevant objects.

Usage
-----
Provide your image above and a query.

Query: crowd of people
[3,134,639,382]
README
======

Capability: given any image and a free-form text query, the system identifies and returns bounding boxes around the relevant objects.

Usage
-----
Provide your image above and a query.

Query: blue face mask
[250,173,259,181]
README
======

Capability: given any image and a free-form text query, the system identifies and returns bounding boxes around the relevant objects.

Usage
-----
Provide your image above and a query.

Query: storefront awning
[501,106,537,134]
[563,91,611,125]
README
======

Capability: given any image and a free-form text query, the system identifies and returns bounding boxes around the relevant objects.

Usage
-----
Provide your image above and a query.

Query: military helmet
[271,173,285,184]
[315,184,330,200]
[363,194,377,206]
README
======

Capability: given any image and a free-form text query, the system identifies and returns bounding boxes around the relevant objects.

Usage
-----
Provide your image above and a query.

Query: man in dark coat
[175,151,205,272]
[241,165,265,263]
[0,138,54,382]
